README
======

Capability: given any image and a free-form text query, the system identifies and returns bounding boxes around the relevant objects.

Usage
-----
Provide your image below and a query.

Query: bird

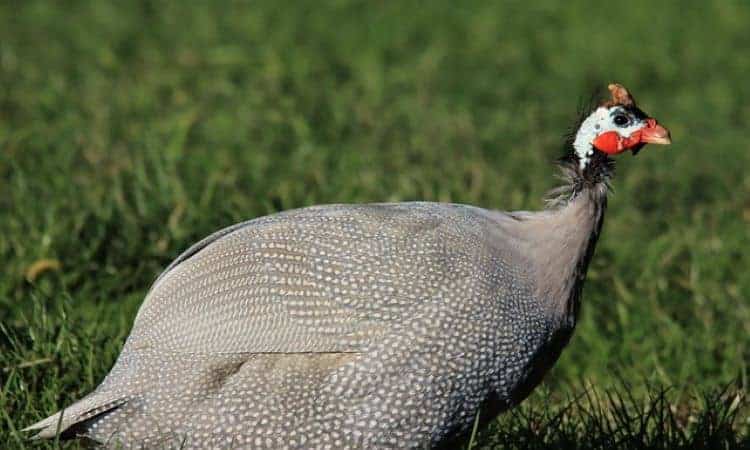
[25,83,671,449]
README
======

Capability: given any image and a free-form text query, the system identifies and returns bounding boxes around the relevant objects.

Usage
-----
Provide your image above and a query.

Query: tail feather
[23,392,128,440]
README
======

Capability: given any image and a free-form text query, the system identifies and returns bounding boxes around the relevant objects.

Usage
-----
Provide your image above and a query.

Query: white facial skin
[573,106,648,169]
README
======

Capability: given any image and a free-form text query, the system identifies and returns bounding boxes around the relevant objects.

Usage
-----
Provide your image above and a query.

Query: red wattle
[592,131,624,154]
[593,130,646,154]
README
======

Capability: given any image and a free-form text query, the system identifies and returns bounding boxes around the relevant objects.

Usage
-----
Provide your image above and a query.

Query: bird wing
[125,202,516,355]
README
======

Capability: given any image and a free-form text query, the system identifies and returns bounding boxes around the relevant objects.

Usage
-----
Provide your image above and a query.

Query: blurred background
[1,1,748,448]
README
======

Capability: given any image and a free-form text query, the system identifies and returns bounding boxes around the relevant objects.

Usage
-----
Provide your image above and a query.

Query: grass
[1,1,748,448]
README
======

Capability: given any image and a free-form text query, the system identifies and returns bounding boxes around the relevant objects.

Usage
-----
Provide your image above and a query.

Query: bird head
[573,83,671,169]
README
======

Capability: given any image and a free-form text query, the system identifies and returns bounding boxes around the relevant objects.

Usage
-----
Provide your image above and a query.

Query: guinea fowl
[26,83,671,449]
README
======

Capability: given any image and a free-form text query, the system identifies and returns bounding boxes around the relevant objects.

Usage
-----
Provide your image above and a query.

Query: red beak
[639,118,672,145]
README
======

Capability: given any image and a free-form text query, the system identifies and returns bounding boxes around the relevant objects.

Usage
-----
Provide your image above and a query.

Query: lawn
[1,1,748,448]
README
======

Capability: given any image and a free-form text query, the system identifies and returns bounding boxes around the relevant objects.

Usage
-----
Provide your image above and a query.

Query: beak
[639,118,672,145]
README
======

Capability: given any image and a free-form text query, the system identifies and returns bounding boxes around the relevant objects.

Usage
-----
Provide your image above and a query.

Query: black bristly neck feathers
[545,144,614,210]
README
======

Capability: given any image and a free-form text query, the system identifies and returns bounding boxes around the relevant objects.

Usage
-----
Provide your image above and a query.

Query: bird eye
[613,114,630,127]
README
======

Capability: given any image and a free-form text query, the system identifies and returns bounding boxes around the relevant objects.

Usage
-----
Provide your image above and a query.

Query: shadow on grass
[469,381,748,450]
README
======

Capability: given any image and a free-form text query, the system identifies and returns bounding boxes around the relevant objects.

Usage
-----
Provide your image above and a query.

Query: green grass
[1,1,748,448]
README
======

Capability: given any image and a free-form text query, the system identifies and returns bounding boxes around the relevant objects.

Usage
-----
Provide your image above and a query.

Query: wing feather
[126,203,511,355]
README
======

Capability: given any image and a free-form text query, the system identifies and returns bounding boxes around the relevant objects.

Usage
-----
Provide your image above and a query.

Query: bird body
[25,84,670,449]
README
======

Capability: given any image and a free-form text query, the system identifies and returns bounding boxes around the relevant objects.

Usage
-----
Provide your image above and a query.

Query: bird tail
[22,391,128,440]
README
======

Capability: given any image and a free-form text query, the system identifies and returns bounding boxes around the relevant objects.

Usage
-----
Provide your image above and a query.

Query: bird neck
[553,148,615,203]
[529,158,611,326]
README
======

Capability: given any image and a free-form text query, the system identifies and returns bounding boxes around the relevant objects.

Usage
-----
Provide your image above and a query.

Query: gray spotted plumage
[25,196,604,449]
[26,84,668,449]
